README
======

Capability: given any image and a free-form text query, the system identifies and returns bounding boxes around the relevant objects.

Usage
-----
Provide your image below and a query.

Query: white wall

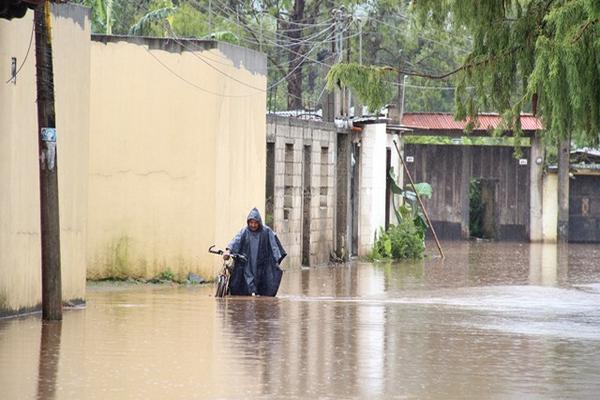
[358,123,387,256]
[542,172,558,242]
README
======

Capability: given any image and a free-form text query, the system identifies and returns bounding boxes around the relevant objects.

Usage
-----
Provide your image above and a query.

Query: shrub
[372,218,425,260]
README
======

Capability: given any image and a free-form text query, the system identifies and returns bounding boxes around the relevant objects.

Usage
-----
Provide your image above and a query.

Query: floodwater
[1,242,600,400]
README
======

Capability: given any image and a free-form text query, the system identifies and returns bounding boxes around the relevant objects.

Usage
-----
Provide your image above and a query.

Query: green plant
[158,269,175,281]
[371,169,432,260]
[326,63,396,113]
[469,178,484,238]
[372,218,425,260]
[388,167,432,229]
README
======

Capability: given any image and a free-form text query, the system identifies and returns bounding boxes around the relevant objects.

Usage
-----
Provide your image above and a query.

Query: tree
[413,0,600,145]
[356,0,471,113]
[412,0,600,242]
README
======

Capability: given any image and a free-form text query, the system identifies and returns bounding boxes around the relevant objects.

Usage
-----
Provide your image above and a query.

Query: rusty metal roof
[400,112,543,132]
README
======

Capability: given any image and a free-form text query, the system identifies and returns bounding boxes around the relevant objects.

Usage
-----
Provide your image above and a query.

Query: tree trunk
[557,135,570,242]
[35,2,62,321]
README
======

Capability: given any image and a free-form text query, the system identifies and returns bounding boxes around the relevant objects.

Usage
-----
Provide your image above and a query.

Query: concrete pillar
[358,123,387,256]
[335,132,351,259]
[529,134,544,241]
[460,146,471,238]
[542,172,558,242]
[557,137,570,241]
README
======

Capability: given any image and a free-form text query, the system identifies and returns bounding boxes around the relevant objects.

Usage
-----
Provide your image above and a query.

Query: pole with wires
[331,7,346,118]
[35,0,62,321]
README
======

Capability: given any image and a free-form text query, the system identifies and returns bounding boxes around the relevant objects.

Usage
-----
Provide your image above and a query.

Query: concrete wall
[0,4,90,316]
[542,172,558,242]
[529,136,544,241]
[358,124,387,256]
[87,36,267,280]
[267,116,337,267]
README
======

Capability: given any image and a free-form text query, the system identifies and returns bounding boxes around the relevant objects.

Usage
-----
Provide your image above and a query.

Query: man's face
[248,219,260,231]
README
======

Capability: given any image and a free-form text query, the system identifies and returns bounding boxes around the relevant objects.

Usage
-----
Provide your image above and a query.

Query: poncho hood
[247,207,263,227]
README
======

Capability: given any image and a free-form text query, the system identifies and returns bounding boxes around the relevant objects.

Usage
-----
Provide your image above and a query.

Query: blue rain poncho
[227,208,286,296]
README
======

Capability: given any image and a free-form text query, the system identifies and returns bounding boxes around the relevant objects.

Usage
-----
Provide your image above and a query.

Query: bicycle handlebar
[208,245,223,255]
[208,245,247,262]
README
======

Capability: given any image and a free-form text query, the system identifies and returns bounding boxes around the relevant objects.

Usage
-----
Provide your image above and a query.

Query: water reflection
[0,242,599,399]
[36,322,62,400]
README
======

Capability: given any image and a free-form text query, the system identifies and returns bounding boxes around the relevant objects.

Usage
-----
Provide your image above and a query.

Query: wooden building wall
[569,175,600,242]
[403,144,531,241]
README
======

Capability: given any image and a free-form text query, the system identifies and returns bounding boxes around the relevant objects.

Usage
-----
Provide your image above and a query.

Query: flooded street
[2,242,600,399]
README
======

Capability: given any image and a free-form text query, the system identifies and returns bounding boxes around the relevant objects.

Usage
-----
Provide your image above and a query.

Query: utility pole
[35,0,62,321]
[332,7,347,118]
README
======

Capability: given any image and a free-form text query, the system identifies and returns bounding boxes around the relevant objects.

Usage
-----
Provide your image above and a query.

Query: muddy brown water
[1,242,600,399]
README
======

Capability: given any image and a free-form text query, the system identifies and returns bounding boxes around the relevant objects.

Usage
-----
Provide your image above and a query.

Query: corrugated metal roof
[400,112,543,131]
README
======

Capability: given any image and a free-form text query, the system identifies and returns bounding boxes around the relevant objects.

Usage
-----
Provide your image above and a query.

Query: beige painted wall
[87,37,266,280]
[542,172,558,242]
[0,4,90,315]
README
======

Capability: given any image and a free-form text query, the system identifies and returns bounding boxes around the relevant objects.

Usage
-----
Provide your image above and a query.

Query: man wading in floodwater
[224,208,287,296]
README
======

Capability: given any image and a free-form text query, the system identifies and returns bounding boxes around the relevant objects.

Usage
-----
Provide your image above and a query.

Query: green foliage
[157,269,175,281]
[414,0,600,147]
[170,2,207,38]
[73,0,472,114]
[359,0,472,113]
[372,219,426,260]
[129,5,176,36]
[374,170,431,260]
[327,63,397,113]
[469,178,484,238]
[404,135,531,146]
[388,168,432,227]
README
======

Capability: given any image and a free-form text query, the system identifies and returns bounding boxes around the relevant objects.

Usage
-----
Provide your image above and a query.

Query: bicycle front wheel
[215,275,228,297]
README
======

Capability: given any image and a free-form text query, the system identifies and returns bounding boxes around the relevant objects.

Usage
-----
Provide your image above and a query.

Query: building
[87,35,267,281]
[0,3,267,316]
[390,112,546,242]
[0,3,90,317]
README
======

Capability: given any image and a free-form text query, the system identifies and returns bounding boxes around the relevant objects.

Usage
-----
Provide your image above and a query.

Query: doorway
[469,178,497,239]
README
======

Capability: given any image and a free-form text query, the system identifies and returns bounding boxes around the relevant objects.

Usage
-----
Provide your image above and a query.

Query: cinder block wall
[267,116,338,267]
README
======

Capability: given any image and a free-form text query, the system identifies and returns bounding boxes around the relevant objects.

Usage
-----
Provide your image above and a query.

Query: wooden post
[35,1,62,321]
[393,140,445,258]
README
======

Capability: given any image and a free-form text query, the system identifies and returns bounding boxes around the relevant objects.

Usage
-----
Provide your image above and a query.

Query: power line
[5,21,34,84]
[368,15,472,55]
[144,46,262,97]
[164,22,338,94]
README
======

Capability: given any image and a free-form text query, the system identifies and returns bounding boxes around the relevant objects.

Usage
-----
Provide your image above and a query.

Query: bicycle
[209,245,247,298]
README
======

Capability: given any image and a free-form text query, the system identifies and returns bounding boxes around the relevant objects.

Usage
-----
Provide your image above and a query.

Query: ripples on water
[1,242,600,399]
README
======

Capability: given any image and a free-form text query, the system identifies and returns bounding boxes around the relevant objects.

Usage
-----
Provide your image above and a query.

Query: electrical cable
[5,21,34,84]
